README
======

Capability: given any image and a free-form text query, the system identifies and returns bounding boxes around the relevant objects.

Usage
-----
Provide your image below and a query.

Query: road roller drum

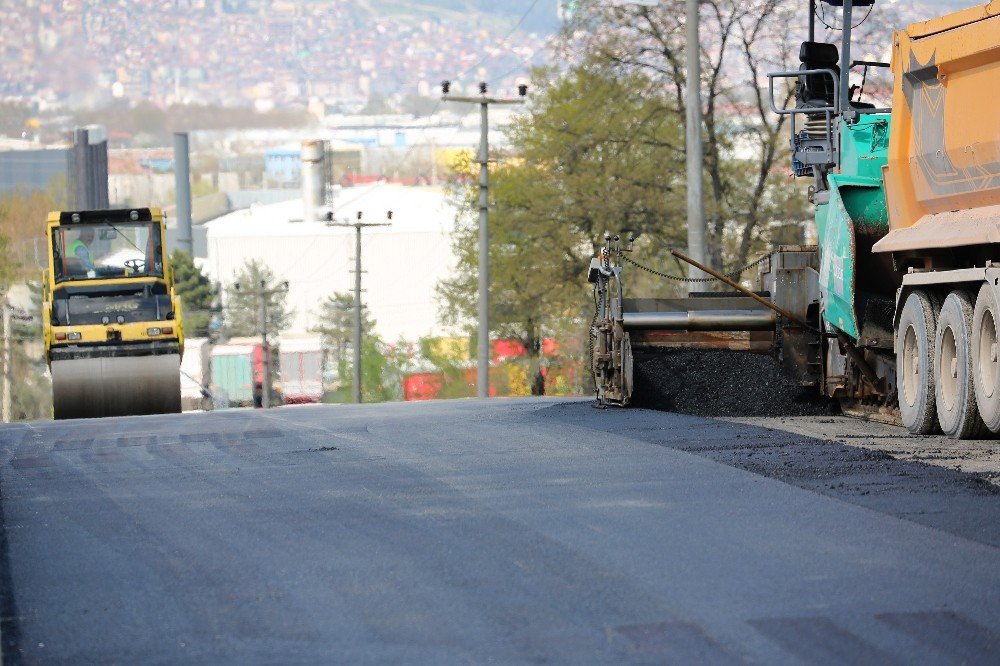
[51,349,181,420]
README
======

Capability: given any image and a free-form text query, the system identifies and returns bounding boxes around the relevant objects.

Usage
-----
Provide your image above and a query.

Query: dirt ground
[721,415,1000,486]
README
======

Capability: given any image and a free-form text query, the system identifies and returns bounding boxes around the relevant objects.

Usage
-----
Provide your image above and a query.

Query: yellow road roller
[42,208,184,419]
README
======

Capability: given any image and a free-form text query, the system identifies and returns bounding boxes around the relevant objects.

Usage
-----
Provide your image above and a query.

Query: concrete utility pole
[329,211,392,404]
[173,132,193,255]
[685,0,707,288]
[236,278,289,408]
[259,283,269,408]
[2,299,10,424]
[441,80,527,398]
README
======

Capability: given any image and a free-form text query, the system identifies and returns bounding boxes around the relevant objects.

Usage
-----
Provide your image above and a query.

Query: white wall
[204,184,461,342]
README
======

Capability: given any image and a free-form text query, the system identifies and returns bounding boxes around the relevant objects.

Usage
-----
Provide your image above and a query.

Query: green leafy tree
[0,233,14,294]
[0,184,66,420]
[558,0,898,268]
[222,259,292,338]
[170,250,216,337]
[437,62,687,393]
[360,338,406,403]
[0,184,67,283]
[418,336,477,399]
[314,293,407,403]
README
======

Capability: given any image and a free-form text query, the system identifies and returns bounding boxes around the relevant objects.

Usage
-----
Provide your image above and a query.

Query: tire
[897,290,940,435]
[972,283,1000,433]
[934,290,988,439]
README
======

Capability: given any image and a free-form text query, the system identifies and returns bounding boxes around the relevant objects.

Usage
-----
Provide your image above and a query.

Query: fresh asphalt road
[0,398,998,664]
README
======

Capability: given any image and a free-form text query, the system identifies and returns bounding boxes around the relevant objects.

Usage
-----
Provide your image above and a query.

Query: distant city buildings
[0,1,554,110]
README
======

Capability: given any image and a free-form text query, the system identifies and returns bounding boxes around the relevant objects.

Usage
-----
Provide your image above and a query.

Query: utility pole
[2,299,10,424]
[235,278,289,409]
[621,0,704,285]
[259,282,269,408]
[685,0,706,288]
[329,211,392,404]
[441,80,527,398]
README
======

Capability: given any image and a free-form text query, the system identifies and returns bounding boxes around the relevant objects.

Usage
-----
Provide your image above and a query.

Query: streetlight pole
[329,211,392,404]
[685,0,706,288]
[441,80,527,398]
[623,0,707,286]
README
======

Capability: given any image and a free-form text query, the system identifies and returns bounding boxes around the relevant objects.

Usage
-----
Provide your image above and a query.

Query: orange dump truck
[875,2,1000,437]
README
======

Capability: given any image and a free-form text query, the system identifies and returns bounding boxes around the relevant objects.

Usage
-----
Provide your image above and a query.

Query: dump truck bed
[875,2,1000,253]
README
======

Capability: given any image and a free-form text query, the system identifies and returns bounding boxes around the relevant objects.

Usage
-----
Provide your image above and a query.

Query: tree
[170,250,216,338]
[559,0,901,268]
[0,185,65,420]
[437,62,687,393]
[222,259,292,338]
[0,233,14,294]
[0,184,67,283]
[311,291,376,365]
[312,292,406,404]
[358,338,406,403]
[2,282,51,421]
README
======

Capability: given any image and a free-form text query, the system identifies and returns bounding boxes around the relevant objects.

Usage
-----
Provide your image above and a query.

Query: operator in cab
[68,226,97,277]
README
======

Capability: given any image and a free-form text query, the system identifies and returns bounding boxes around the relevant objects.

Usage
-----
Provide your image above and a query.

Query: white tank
[300,140,326,222]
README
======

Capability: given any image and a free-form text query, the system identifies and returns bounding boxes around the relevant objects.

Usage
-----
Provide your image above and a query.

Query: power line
[245,4,546,307]
[456,0,544,84]
[321,1,545,221]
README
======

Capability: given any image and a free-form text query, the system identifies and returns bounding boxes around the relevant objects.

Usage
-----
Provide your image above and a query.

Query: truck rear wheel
[897,290,940,435]
[934,291,988,439]
[972,283,1000,433]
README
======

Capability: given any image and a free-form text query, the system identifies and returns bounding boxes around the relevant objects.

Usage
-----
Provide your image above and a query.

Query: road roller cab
[43,208,185,419]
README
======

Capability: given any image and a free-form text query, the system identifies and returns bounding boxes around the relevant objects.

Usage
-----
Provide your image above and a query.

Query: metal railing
[768,68,840,168]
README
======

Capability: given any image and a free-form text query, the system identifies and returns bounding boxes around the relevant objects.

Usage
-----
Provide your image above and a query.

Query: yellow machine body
[42,208,185,419]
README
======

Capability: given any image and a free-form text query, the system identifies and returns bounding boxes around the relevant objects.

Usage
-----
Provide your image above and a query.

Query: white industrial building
[202,182,462,342]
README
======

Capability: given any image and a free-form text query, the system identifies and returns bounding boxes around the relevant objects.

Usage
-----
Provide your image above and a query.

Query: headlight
[67,332,82,341]
[147,327,161,336]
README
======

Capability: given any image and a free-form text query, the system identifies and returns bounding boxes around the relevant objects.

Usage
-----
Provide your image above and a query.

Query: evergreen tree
[222,259,292,338]
[170,250,216,337]
[312,292,405,403]
[311,292,375,366]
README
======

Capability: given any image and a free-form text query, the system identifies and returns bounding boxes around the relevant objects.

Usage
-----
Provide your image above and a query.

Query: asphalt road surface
[0,398,998,664]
